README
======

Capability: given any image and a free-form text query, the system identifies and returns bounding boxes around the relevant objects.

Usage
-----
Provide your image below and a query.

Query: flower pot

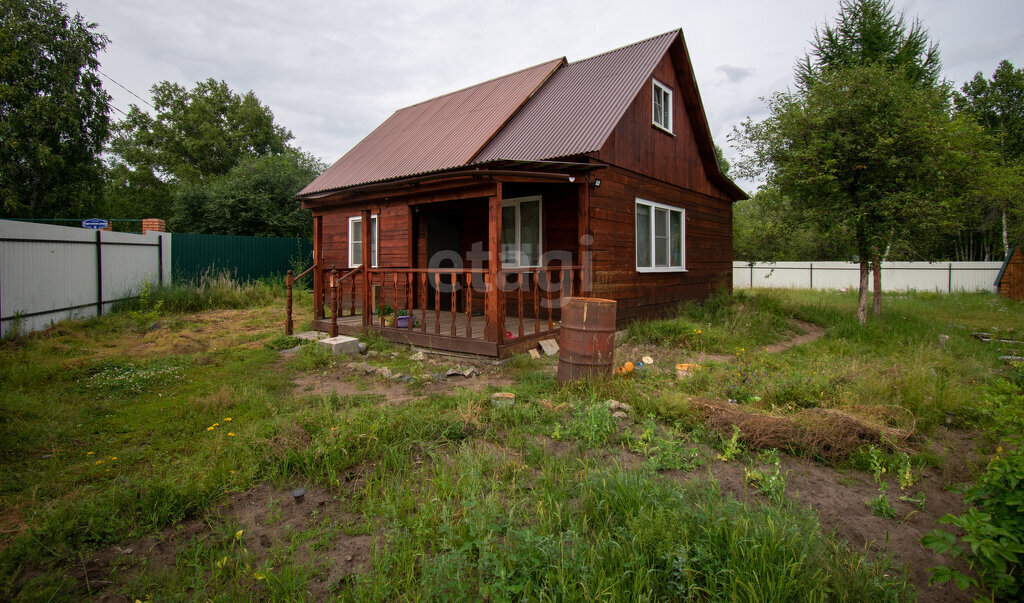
[396,315,411,328]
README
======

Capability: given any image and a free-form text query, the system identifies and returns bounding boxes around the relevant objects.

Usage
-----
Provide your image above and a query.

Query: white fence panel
[733,261,1002,293]
[0,220,171,337]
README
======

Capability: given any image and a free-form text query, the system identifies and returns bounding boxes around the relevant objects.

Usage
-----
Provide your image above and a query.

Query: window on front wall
[652,79,672,133]
[501,195,542,267]
[636,198,684,272]
[348,215,378,268]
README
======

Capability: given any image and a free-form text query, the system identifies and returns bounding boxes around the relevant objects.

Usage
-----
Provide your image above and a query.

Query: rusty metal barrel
[557,297,617,385]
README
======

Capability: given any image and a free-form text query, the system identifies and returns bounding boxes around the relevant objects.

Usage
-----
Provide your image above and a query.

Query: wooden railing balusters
[546,270,553,331]
[517,272,524,338]
[536,272,544,335]
[434,273,441,335]
[465,270,472,338]
[450,273,457,337]
[393,273,399,322]
[407,273,414,328]
[420,273,427,332]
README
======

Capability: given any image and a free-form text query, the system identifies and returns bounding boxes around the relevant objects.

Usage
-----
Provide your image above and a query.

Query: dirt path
[683,319,826,363]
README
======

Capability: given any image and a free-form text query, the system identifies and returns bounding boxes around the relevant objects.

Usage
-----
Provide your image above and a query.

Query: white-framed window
[348,214,378,268]
[635,198,685,272]
[501,195,542,268]
[652,78,673,133]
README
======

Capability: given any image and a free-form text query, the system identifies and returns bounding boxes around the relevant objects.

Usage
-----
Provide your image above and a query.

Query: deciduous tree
[736,64,972,324]
[0,0,111,219]
[105,78,297,228]
[955,60,1024,254]
[168,150,324,238]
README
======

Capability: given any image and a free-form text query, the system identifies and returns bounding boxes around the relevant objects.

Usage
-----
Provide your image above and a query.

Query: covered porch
[293,164,599,357]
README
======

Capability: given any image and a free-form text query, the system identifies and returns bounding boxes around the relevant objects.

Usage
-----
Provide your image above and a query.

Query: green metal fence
[171,233,312,283]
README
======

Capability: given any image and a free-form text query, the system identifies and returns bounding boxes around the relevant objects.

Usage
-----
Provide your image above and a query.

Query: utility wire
[98,69,155,110]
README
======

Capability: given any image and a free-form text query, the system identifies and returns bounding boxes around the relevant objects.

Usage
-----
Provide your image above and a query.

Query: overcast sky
[67,0,1023,192]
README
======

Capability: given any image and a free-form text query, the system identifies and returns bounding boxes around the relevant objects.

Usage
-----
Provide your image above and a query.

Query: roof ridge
[399,57,567,111]
[565,29,679,66]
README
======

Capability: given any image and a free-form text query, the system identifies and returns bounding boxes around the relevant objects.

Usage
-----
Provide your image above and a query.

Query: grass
[1,284,1020,599]
[628,289,1023,433]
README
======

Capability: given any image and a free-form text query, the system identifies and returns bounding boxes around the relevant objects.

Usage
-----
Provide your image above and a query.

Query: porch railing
[498,266,582,341]
[291,264,584,348]
[367,265,582,344]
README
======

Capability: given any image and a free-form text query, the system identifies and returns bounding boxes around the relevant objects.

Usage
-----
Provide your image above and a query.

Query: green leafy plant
[744,449,787,504]
[865,445,899,518]
[552,403,616,448]
[923,439,1024,599]
[899,491,926,510]
[129,280,164,331]
[716,425,743,462]
[896,452,917,491]
[627,416,704,472]
[869,492,899,519]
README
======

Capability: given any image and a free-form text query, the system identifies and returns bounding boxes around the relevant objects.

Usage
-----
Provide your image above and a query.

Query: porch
[303,265,584,357]
[292,164,600,357]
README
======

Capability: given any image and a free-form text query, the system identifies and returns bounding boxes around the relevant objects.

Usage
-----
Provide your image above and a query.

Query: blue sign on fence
[81,218,108,230]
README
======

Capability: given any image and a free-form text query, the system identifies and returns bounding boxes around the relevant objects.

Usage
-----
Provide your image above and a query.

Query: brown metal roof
[474,31,677,163]
[299,30,746,200]
[297,58,565,196]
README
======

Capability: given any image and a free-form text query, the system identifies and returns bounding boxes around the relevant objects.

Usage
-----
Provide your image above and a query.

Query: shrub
[924,439,1024,598]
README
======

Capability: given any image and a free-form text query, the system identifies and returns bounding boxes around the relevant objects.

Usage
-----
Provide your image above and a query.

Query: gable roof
[298,58,564,196]
[474,31,676,163]
[299,30,745,200]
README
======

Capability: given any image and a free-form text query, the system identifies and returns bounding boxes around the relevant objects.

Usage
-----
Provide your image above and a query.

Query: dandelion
[224,417,232,422]
[87,452,94,455]
[228,433,235,437]
[109,456,117,460]
[96,460,104,465]
[206,426,215,431]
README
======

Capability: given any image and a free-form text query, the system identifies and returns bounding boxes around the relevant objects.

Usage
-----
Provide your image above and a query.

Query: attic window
[652,79,672,133]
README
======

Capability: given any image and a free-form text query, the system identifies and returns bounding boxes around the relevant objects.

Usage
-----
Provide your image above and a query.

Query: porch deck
[310,311,558,357]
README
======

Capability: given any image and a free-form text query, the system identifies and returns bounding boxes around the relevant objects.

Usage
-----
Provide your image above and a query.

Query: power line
[98,69,154,110]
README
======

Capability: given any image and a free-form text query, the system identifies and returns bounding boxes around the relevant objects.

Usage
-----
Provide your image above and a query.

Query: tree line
[1,0,322,238]
[731,0,1023,322]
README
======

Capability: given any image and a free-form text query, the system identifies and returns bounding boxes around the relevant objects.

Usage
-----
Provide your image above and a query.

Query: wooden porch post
[485,182,503,342]
[578,179,592,297]
[313,215,323,319]
[361,208,372,326]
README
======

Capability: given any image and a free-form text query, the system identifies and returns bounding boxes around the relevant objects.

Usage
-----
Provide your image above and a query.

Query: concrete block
[317,335,360,355]
[539,339,559,356]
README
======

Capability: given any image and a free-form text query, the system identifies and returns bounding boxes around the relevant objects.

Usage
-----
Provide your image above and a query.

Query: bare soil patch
[81,484,373,600]
[292,356,514,405]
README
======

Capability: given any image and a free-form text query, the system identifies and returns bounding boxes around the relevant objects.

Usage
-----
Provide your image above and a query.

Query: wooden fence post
[285,270,294,335]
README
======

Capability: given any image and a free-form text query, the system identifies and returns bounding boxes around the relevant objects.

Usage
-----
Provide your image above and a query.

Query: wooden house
[295,30,747,357]
[995,247,1024,301]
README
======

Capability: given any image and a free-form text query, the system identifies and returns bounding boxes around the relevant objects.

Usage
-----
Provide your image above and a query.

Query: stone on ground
[317,335,360,355]
[538,339,559,356]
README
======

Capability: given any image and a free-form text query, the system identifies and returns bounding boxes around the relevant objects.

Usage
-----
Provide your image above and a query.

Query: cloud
[716,64,754,83]
[66,0,1024,170]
